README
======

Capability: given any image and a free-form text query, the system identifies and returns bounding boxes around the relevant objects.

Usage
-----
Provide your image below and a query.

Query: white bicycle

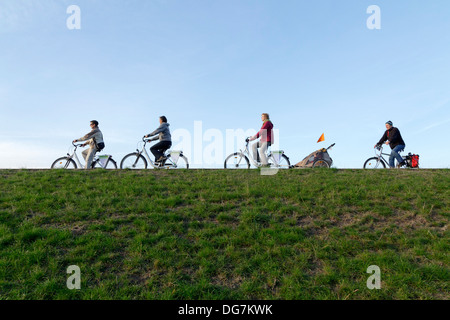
[224,138,290,169]
[51,142,117,169]
[120,137,189,169]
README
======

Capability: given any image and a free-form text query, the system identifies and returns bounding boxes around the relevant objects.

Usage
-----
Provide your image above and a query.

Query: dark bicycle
[363,145,419,169]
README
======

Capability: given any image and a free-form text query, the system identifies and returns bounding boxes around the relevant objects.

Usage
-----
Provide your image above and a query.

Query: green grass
[0,169,448,299]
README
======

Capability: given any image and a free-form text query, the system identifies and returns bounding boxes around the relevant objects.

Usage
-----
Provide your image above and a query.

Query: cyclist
[145,116,172,164]
[73,120,104,169]
[374,120,406,168]
[248,113,274,167]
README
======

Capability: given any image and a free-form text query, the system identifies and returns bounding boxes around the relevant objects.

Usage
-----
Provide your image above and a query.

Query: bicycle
[120,137,189,169]
[224,138,290,169]
[51,142,117,169]
[363,145,417,169]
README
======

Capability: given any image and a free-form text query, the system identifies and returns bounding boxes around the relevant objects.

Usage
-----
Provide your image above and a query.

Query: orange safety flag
[317,133,325,143]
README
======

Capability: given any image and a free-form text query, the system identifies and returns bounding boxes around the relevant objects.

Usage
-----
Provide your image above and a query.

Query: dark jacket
[378,127,405,149]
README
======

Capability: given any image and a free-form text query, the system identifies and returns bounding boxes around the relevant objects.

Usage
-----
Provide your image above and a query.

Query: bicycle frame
[240,141,281,167]
[136,139,183,168]
[373,145,394,167]
[241,142,259,167]
[65,143,110,169]
[69,145,84,168]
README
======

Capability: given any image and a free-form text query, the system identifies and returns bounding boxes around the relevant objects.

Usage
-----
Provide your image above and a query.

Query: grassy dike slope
[0,169,448,299]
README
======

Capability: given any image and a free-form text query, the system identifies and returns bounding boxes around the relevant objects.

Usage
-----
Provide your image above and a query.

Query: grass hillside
[0,169,448,300]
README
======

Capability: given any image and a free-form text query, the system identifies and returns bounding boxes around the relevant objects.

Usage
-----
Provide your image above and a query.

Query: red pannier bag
[411,154,419,168]
[406,153,419,168]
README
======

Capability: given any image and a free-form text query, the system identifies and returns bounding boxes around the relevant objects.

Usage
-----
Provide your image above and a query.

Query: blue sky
[0,0,449,168]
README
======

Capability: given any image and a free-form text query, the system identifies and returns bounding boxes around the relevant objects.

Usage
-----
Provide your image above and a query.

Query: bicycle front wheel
[51,157,77,169]
[364,157,386,169]
[92,158,118,169]
[268,154,291,169]
[120,153,148,169]
[224,153,250,169]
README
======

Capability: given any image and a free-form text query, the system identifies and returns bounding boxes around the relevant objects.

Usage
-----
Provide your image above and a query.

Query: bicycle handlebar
[143,137,156,144]
[374,145,386,156]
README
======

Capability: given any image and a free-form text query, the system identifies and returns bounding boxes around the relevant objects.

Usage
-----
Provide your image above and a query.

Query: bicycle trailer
[293,143,335,168]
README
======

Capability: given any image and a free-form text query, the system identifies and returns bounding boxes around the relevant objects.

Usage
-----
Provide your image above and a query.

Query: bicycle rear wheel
[162,154,189,169]
[224,153,250,169]
[51,157,77,169]
[268,154,291,169]
[364,157,386,169]
[120,153,147,169]
[174,155,189,169]
[92,158,117,169]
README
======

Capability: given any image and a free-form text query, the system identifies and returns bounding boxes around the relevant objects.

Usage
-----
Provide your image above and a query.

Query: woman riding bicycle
[375,120,406,168]
[145,116,172,164]
[248,113,274,167]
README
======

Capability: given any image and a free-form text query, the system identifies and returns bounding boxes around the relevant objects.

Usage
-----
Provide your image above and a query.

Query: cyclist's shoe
[397,161,407,168]
[159,156,169,165]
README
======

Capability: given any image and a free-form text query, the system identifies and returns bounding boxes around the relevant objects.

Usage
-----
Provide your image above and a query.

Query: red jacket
[255,120,274,143]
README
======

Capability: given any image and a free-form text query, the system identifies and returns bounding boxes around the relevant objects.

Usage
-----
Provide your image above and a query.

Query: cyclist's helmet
[386,120,393,126]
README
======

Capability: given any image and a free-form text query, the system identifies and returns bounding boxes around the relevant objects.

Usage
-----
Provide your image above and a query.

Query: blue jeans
[389,145,405,168]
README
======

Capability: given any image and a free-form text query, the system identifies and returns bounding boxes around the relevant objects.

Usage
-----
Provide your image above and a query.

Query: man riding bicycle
[73,120,105,169]
[144,116,172,164]
[375,120,406,168]
[248,113,274,167]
